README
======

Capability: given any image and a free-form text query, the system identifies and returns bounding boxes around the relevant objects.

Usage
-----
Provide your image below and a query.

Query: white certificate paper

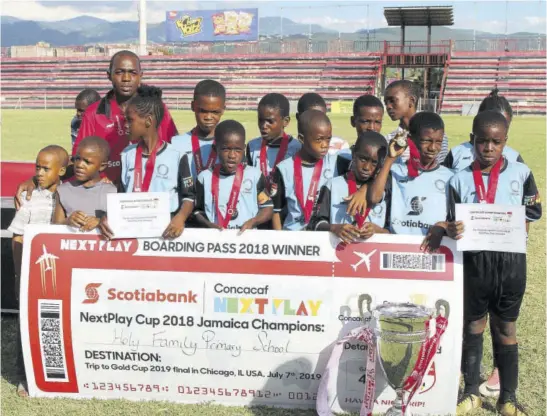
[455,203,526,253]
[107,192,171,239]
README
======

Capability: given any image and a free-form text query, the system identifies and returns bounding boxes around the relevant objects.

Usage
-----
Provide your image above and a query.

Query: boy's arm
[368,139,405,204]
[8,194,31,235]
[523,171,542,222]
[247,174,274,228]
[52,193,68,225]
[12,235,23,280]
[193,176,222,230]
[368,161,394,205]
[163,155,196,239]
[309,185,331,231]
[271,169,286,231]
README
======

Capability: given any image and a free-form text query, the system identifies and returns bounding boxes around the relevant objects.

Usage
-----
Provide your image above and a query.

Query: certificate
[106,192,170,239]
[19,226,464,415]
[455,203,526,253]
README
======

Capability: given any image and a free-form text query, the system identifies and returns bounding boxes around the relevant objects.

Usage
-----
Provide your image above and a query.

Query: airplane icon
[35,245,59,271]
[351,249,377,272]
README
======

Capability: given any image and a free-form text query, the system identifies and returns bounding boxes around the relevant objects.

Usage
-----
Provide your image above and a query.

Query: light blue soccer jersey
[170,130,217,180]
[447,159,542,223]
[387,163,454,235]
[272,152,351,230]
[195,165,272,229]
[444,142,523,171]
[246,136,302,174]
[311,175,387,229]
[121,143,182,213]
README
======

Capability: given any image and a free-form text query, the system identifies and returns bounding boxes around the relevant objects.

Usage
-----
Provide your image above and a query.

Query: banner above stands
[165,9,259,42]
[20,226,462,414]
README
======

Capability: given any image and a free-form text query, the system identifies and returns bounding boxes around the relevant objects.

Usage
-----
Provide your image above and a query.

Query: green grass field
[1,110,545,416]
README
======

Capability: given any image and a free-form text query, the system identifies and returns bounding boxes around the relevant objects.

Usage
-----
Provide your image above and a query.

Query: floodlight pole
[139,0,147,56]
[401,24,405,80]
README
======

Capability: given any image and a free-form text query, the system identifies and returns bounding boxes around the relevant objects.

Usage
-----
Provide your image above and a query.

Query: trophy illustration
[358,295,449,416]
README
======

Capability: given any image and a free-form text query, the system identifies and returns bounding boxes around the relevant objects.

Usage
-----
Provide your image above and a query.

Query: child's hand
[68,211,88,228]
[344,187,367,216]
[238,219,256,235]
[330,224,361,245]
[359,222,375,240]
[388,137,407,159]
[446,221,464,240]
[15,178,37,210]
[207,222,224,231]
[420,224,446,253]
[80,217,100,232]
[98,216,114,240]
[100,176,113,185]
[162,216,185,240]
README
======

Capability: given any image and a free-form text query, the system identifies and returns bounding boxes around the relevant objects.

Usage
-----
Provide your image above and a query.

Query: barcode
[380,252,445,272]
[38,300,68,382]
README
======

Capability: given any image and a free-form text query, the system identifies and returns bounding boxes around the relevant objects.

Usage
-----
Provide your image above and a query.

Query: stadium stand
[0,53,381,110]
[441,51,546,115]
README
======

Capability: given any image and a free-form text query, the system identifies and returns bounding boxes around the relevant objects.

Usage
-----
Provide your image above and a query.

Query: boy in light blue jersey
[384,80,449,163]
[99,86,192,241]
[443,89,523,171]
[296,92,349,154]
[170,80,225,179]
[190,120,273,231]
[368,112,454,236]
[271,110,352,231]
[246,93,301,187]
[433,111,541,416]
[309,131,390,243]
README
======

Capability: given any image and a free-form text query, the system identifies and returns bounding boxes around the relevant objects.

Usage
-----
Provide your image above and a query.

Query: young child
[71,89,101,146]
[246,93,301,187]
[442,110,541,415]
[99,86,192,240]
[384,80,449,163]
[271,109,351,231]
[8,144,68,397]
[191,120,273,231]
[170,79,226,180]
[309,131,390,243]
[296,92,349,154]
[54,136,117,230]
[368,111,454,236]
[443,89,524,172]
[351,94,384,135]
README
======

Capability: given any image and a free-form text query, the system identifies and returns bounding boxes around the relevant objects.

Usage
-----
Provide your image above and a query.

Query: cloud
[4,0,200,23]
[294,16,387,32]
[524,16,547,33]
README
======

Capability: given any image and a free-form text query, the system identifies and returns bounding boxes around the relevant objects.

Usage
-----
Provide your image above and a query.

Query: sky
[1,0,546,34]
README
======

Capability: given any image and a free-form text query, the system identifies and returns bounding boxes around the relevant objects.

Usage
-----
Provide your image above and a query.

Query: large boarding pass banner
[21,225,463,414]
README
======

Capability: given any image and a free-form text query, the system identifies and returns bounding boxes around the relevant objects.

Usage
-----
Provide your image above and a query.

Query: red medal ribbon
[347,171,371,228]
[192,128,216,174]
[260,132,290,188]
[472,157,503,203]
[406,137,422,178]
[212,163,244,229]
[133,140,163,192]
[401,315,448,414]
[293,155,323,225]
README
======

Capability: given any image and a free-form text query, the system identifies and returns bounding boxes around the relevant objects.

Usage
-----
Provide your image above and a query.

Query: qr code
[38,300,68,381]
[381,252,445,272]
[41,318,60,331]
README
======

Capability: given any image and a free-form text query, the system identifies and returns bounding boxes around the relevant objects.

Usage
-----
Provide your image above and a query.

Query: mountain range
[1,15,544,47]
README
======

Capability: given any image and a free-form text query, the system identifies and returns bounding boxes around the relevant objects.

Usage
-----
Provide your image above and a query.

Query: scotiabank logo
[107,288,198,303]
[83,283,102,304]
